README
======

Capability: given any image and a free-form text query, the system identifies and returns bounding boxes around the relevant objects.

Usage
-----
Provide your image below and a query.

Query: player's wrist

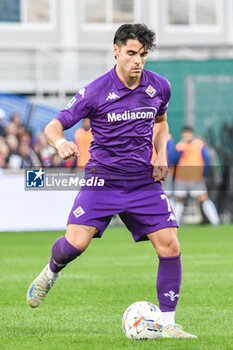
[55,138,68,150]
[156,149,166,156]
[155,152,167,162]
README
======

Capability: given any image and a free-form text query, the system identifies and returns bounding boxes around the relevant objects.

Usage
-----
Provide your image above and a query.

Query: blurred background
[0,0,232,230]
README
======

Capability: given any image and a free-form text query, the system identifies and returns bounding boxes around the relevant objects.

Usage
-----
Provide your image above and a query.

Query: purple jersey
[56,66,171,179]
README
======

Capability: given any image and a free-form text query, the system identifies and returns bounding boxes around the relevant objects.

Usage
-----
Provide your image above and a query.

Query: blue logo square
[26,169,45,188]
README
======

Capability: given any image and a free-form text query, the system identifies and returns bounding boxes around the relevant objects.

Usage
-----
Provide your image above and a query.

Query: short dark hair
[114,23,156,51]
[182,126,194,133]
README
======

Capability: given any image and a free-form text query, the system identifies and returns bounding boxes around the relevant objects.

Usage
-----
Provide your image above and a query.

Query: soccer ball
[122,301,163,340]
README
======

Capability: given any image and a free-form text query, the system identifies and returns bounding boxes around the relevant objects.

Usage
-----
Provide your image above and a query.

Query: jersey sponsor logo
[106,92,120,101]
[65,96,77,110]
[26,168,45,188]
[73,206,85,218]
[107,107,157,122]
[145,85,157,98]
[164,290,179,301]
[78,88,86,98]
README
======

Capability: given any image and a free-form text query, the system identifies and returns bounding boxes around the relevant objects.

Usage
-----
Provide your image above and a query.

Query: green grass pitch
[0,225,232,350]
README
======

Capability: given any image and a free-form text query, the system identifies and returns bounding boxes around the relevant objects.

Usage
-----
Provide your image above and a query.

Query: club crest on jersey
[65,96,77,109]
[145,85,156,98]
[73,206,85,218]
[106,92,120,101]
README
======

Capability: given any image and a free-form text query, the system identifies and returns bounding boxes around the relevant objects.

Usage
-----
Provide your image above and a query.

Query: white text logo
[107,107,157,122]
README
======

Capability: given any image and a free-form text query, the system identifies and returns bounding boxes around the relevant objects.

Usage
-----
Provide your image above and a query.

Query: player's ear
[113,44,120,59]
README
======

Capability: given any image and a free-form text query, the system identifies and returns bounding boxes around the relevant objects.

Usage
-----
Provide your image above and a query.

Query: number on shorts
[160,194,171,212]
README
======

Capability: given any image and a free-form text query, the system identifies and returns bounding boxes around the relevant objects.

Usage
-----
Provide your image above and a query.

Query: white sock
[163,311,175,326]
[174,201,184,223]
[202,199,220,225]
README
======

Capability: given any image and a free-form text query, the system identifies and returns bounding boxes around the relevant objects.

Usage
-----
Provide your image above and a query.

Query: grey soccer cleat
[162,324,197,338]
[27,264,60,308]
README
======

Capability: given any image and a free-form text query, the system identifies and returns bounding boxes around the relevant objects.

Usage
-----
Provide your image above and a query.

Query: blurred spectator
[6,134,21,169]
[19,130,32,144]
[10,112,23,127]
[51,153,63,167]
[5,134,20,169]
[36,132,56,166]
[0,108,6,136]
[0,136,5,146]
[4,122,19,137]
[18,141,41,168]
[0,112,95,170]
[173,126,220,225]
[0,141,10,168]
[74,118,93,167]
[32,140,43,165]
[6,134,19,153]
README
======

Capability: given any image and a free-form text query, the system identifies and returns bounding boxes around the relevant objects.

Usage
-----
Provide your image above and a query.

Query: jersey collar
[110,65,148,91]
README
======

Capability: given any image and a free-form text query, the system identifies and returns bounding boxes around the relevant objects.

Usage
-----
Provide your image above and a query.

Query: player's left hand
[58,141,80,160]
[152,156,169,181]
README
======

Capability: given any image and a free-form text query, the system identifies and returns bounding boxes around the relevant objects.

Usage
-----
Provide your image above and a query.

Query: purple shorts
[67,178,178,242]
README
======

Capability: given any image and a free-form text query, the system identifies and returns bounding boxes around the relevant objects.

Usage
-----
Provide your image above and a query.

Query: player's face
[114,39,148,80]
[182,131,193,143]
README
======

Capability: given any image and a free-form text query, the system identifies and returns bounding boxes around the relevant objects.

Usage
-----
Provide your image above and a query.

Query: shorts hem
[67,219,107,238]
[133,223,179,242]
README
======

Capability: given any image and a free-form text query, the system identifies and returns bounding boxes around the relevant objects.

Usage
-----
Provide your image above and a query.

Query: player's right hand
[57,141,80,160]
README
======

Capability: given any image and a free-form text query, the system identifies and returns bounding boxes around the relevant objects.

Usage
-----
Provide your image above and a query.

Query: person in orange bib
[173,126,220,225]
[74,118,93,167]
[151,132,175,198]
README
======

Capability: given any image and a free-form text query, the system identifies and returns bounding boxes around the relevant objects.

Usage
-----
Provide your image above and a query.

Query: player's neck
[115,66,141,90]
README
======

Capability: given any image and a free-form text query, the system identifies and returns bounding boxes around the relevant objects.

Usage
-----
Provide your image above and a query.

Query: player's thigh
[147,227,180,257]
[66,224,98,251]
[189,180,207,198]
[162,173,173,196]
[174,180,188,199]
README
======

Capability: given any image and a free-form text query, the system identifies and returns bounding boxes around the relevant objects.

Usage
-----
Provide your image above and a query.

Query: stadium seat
[0,92,31,127]
[28,103,80,141]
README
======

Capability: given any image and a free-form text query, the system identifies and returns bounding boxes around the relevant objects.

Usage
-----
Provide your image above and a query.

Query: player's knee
[157,230,180,257]
[65,224,98,251]
[68,240,87,252]
[164,238,179,256]
[197,193,208,202]
[169,237,180,256]
[52,236,75,261]
[65,236,88,252]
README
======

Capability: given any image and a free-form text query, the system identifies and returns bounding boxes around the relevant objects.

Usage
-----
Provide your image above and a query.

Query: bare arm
[44,119,79,160]
[152,113,169,181]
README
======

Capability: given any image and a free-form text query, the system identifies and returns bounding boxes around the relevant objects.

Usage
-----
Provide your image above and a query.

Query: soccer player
[27,24,197,339]
[151,132,176,199]
[173,126,220,225]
